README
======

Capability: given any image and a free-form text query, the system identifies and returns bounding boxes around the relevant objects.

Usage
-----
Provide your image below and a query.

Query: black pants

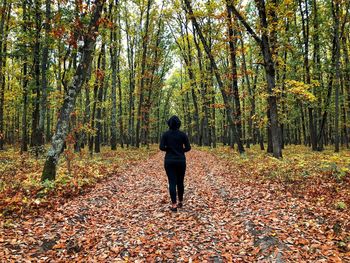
[164,160,186,204]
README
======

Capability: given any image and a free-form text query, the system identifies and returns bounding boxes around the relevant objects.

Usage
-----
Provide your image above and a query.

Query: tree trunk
[42,0,105,181]
[31,0,42,152]
[117,11,124,148]
[341,81,348,147]
[239,33,253,148]
[333,0,340,152]
[125,7,136,146]
[226,0,244,146]
[39,0,51,145]
[185,92,192,139]
[184,0,244,153]
[184,22,200,145]
[136,0,152,148]
[21,0,28,152]
[0,0,8,150]
[94,44,106,153]
[230,0,281,157]
[110,3,118,150]
[79,69,92,150]
[143,12,165,147]
[298,0,317,151]
[211,86,216,148]
[255,0,282,158]
[342,28,350,147]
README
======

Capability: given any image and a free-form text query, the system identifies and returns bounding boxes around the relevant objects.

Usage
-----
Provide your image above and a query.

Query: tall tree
[21,0,29,152]
[94,43,106,153]
[183,0,245,154]
[332,0,341,152]
[136,0,152,147]
[110,0,121,150]
[298,0,317,150]
[42,0,106,181]
[31,0,42,151]
[230,0,282,158]
[39,0,51,144]
[226,0,244,147]
[0,0,9,150]
[124,4,136,146]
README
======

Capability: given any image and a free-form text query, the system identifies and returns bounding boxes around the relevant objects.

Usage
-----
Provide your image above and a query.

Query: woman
[159,115,191,212]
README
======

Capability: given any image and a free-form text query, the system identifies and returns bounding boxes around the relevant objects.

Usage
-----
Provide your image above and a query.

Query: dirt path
[1,150,348,262]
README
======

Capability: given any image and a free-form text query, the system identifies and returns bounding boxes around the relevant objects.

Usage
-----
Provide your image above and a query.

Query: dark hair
[167,115,181,130]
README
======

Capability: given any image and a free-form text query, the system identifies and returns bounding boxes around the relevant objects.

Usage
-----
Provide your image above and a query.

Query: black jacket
[159,130,191,161]
[159,116,191,161]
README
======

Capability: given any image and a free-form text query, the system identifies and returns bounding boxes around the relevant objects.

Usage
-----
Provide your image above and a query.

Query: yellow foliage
[285,80,317,103]
[205,144,350,184]
[0,146,158,215]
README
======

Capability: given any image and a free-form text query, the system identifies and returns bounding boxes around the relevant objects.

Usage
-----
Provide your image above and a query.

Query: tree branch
[227,0,262,44]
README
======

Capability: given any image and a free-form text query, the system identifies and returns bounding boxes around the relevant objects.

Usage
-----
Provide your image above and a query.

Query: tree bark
[298,0,317,151]
[332,0,340,152]
[0,0,8,150]
[117,11,124,148]
[341,26,350,147]
[239,33,253,148]
[184,21,200,145]
[136,0,152,147]
[31,0,42,152]
[226,0,244,147]
[143,12,164,147]
[254,0,282,158]
[39,0,51,145]
[317,53,335,150]
[21,0,28,152]
[110,2,118,150]
[94,44,106,153]
[42,0,105,181]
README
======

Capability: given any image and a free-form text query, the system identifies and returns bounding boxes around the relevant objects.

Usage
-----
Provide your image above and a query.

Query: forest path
[2,150,346,262]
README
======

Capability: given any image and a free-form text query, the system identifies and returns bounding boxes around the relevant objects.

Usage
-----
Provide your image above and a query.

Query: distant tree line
[0,0,349,180]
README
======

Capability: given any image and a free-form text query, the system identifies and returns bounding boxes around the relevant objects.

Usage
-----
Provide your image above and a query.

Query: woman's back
[159,115,191,212]
[160,129,191,161]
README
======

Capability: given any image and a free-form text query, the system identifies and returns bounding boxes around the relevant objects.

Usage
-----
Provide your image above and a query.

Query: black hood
[167,115,181,130]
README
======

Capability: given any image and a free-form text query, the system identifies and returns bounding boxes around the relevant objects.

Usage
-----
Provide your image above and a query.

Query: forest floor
[1,147,350,262]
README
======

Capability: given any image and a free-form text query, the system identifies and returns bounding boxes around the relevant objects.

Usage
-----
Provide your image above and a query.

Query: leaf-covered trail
[2,150,349,262]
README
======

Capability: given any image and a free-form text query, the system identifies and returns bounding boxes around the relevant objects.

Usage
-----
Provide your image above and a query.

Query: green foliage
[335,201,347,211]
[41,179,56,189]
[37,179,56,197]
[322,160,349,182]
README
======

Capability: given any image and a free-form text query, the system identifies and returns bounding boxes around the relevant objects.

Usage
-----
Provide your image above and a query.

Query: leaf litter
[1,149,350,262]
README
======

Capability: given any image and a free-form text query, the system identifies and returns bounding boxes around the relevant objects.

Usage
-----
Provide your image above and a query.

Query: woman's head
[167,115,181,130]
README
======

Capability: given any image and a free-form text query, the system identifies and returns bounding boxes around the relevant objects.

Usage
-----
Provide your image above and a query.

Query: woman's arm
[183,134,191,152]
[159,133,167,151]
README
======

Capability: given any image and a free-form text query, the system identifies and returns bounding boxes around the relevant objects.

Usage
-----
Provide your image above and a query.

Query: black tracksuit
[160,116,191,204]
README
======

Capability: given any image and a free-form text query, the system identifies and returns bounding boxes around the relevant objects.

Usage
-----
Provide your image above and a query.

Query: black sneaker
[177,202,183,208]
[170,206,177,212]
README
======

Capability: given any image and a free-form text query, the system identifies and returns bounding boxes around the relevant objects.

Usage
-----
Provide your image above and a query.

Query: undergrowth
[203,144,350,211]
[0,145,158,217]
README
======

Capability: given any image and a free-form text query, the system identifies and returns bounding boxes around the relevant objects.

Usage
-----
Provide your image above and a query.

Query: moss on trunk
[41,156,56,181]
